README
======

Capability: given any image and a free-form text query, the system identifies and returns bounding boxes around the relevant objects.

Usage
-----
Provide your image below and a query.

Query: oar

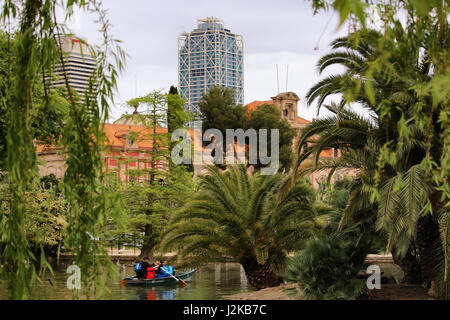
[160,268,187,288]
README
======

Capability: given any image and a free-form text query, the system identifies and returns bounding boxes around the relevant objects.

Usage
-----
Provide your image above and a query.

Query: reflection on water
[133,287,174,300]
[0,263,250,300]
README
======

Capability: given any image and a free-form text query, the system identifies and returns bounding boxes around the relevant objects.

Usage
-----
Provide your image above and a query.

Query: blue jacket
[158,265,173,278]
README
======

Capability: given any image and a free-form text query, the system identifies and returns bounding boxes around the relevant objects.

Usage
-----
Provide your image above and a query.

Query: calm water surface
[0,263,250,300]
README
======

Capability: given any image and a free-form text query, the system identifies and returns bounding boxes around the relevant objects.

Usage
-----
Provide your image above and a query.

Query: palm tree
[296,26,448,297]
[159,165,317,290]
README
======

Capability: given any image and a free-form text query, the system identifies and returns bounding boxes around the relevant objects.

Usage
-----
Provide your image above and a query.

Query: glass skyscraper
[178,17,244,118]
[52,36,96,98]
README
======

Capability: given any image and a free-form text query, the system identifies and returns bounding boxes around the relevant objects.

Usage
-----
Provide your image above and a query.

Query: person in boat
[135,257,151,279]
[146,263,156,280]
[151,260,162,277]
[158,259,174,278]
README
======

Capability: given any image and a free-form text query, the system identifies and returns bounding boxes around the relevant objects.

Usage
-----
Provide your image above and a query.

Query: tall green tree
[199,86,296,173]
[122,90,194,257]
[198,85,248,134]
[297,21,448,297]
[124,91,168,183]
[245,103,296,171]
[120,165,194,258]
[160,165,317,290]
[167,85,189,135]
[306,0,449,299]
[167,85,193,171]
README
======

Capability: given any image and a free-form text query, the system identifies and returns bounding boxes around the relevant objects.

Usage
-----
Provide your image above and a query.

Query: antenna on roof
[276,64,280,94]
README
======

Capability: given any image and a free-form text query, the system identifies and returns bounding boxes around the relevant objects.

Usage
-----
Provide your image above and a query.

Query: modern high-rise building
[52,36,96,97]
[178,17,244,117]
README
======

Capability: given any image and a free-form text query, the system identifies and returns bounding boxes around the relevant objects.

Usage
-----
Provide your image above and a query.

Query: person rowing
[159,260,187,287]
[153,260,163,277]
[158,259,174,278]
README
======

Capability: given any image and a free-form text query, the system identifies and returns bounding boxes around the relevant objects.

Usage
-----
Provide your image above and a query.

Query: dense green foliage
[0,0,126,299]
[0,31,69,170]
[287,234,365,299]
[297,0,449,298]
[119,90,194,257]
[1,173,67,256]
[119,165,194,257]
[166,85,194,171]
[40,173,59,190]
[286,177,386,300]
[320,177,353,209]
[246,103,296,171]
[160,165,318,289]
[0,0,447,301]
[23,188,67,254]
[320,177,387,254]
[198,86,295,172]
[167,85,190,134]
[0,31,11,168]
[198,86,248,134]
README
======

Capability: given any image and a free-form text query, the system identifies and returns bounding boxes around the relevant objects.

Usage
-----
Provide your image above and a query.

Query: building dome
[114,110,147,126]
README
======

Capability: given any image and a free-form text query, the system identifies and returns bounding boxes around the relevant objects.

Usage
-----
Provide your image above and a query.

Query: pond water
[0,263,250,300]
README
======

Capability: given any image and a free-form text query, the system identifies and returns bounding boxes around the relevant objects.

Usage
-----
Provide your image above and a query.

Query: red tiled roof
[296,116,311,124]
[245,100,274,114]
[34,141,62,153]
[104,123,168,149]
[35,124,170,153]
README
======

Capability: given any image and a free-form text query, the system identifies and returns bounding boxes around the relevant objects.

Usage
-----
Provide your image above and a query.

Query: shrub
[286,234,365,299]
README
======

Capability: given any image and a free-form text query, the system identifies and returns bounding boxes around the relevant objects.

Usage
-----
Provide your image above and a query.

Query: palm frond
[317,51,365,74]
[377,166,431,255]
[437,206,450,299]
[305,74,351,110]
[159,165,316,273]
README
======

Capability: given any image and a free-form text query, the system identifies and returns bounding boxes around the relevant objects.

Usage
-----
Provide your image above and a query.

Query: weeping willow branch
[0,0,126,299]
[0,0,43,300]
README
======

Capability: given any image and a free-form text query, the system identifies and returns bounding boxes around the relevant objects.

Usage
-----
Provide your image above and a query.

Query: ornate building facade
[37,122,167,184]
[246,92,355,187]
[37,92,355,187]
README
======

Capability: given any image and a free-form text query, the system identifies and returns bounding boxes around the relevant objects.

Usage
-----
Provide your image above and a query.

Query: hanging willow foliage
[0,0,126,299]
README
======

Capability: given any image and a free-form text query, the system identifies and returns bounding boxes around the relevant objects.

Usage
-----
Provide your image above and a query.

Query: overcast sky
[67,0,348,122]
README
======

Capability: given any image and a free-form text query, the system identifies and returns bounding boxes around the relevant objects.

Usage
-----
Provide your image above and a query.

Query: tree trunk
[140,189,157,259]
[241,259,283,290]
[416,213,442,289]
[392,245,423,284]
[392,193,443,291]
[139,224,157,259]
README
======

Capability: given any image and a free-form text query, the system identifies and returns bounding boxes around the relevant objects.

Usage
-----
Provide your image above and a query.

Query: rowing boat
[121,269,195,286]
